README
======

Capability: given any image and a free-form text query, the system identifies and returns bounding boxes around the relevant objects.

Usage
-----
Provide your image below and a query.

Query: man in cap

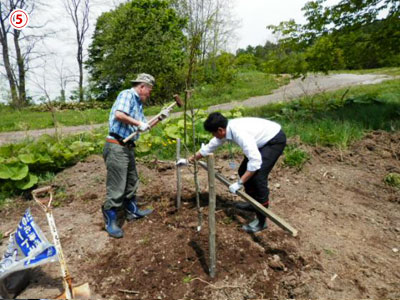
[102,73,160,238]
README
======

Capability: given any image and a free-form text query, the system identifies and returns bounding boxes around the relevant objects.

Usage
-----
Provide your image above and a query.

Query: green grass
[0,70,286,132]
[0,107,109,132]
[244,79,400,149]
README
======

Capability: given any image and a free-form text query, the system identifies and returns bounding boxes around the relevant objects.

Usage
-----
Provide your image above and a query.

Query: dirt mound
[0,131,399,299]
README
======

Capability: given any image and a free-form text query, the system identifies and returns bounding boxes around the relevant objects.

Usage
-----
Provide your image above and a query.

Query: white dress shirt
[199,117,281,171]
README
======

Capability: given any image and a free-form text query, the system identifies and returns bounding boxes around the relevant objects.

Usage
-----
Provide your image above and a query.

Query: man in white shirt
[180,112,286,233]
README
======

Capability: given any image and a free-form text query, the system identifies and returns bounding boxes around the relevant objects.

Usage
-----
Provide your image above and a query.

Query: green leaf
[0,164,12,179]
[8,162,29,181]
[18,153,38,164]
[15,173,38,190]
[69,141,94,153]
[165,124,181,139]
[136,142,151,153]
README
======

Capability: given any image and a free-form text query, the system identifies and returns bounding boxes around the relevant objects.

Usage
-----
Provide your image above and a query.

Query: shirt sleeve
[199,137,226,157]
[114,90,132,115]
[232,130,262,172]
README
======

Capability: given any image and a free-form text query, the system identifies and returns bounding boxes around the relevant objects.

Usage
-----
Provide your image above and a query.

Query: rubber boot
[242,216,268,233]
[234,201,253,211]
[102,207,123,238]
[125,197,153,221]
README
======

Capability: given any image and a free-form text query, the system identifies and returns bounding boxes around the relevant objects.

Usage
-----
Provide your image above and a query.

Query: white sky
[232,0,341,50]
[1,0,342,102]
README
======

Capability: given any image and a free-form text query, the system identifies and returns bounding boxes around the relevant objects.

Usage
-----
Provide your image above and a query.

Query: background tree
[266,0,399,75]
[86,0,186,104]
[0,0,49,108]
[64,0,90,102]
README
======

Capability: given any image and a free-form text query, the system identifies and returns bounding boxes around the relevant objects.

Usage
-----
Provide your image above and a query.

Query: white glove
[176,158,188,166]
[229,180,243,194]
[159,109,170,120]
[138,122,150,132]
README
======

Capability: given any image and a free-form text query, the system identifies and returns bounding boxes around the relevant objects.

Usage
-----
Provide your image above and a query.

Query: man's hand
[229,179,243,194]
[138,122,150,132]
[176,158,188,166]
[159,109,170,120]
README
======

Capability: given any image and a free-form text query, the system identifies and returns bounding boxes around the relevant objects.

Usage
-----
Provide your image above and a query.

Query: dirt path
[0,73,394,146]
[1,131,399,299]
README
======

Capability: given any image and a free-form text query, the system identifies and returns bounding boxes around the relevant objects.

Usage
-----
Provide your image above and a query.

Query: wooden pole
[176,138,182,209]
[207,154,216,278]
[198,161,298,237]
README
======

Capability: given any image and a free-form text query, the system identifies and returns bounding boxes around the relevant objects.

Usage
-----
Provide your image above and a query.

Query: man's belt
[106,138,135,148]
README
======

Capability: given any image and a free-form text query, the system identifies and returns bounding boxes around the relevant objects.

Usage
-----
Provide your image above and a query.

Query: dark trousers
[238,130,286,221]
[103,142,139,210]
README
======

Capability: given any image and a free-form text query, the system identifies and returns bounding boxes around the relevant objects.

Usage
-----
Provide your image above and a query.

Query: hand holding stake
[123,94,183,143]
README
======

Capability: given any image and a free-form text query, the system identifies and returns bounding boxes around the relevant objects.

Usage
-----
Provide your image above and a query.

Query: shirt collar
[131,88,141,103]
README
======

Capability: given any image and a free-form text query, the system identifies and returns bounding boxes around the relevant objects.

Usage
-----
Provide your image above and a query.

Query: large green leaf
[38,154,53,164]
[15,173,38,190]
[136,142,151,153]
[69,141,94,154]
[8,162,29,181]
[165,124,181,139]
[0,164,12,179]
[18,153,38,164]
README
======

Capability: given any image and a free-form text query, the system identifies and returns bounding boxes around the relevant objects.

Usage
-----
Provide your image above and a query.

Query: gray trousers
[103,142,139,210]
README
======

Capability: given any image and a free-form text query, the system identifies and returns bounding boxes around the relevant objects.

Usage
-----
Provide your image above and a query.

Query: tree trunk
[78,43,84,102]
[0,18,18,106]
[14,29,27,107]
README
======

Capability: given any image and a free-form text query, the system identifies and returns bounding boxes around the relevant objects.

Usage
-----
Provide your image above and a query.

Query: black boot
[234,201,253,211]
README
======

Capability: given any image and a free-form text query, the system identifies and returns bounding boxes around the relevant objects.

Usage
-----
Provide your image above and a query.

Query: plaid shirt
[107,88,147,141]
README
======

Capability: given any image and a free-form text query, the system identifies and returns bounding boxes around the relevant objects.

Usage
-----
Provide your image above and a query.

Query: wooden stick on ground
[207,154,216,278]
[198,161,298,237]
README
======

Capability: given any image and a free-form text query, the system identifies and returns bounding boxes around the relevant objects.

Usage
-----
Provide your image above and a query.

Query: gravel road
[0,73,394,146]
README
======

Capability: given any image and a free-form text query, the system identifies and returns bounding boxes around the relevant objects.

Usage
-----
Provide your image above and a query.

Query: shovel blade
[56,283,91,299]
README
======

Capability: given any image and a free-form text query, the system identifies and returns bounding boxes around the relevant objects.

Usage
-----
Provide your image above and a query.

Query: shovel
[32,186,91,299]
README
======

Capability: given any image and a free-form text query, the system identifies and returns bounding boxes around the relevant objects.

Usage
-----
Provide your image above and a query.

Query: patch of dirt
[1,131,399,299]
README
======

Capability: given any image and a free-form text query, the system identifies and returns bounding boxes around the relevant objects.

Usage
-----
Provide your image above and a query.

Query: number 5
[16,14,22,24]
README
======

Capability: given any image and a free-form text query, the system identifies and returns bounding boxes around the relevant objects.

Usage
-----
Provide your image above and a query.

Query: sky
[1,0,342,102]
[232,0,341,50]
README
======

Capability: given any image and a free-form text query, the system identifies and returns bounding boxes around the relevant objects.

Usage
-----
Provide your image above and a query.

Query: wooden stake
[198,161,298,237]
[207,154,216,278]
[176,138,182,209]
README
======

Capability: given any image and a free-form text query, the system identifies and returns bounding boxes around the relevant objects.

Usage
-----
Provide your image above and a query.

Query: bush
[384,173,400,189]
[283,145,310,170]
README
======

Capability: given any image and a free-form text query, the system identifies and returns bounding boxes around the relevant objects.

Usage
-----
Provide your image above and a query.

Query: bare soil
[0,131,399,299]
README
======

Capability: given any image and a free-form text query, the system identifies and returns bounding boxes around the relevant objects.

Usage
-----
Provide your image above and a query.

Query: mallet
[123,94,183,144]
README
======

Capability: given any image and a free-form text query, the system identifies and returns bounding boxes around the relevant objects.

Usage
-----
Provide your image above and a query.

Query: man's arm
[115,111,149,131]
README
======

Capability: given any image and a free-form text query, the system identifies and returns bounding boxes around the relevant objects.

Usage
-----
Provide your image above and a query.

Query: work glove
[159,109,170,120]
[138,121,150,132]
[229,179,243,194]
[176,158,188,166]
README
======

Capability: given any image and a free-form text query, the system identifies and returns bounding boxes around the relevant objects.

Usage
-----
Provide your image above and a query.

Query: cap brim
[130,80,153,86]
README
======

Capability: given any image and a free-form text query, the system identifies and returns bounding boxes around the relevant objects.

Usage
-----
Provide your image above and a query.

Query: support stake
[207,154,216,278]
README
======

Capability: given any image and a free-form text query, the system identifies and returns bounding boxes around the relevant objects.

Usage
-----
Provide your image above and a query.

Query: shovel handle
[32,186,54,210]
[123,101,178,144]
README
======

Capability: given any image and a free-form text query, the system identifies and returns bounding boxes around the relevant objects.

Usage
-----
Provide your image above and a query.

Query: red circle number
[9,9,29,30]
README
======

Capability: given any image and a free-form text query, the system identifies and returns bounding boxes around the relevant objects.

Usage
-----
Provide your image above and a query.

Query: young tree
[64,0,90,102]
